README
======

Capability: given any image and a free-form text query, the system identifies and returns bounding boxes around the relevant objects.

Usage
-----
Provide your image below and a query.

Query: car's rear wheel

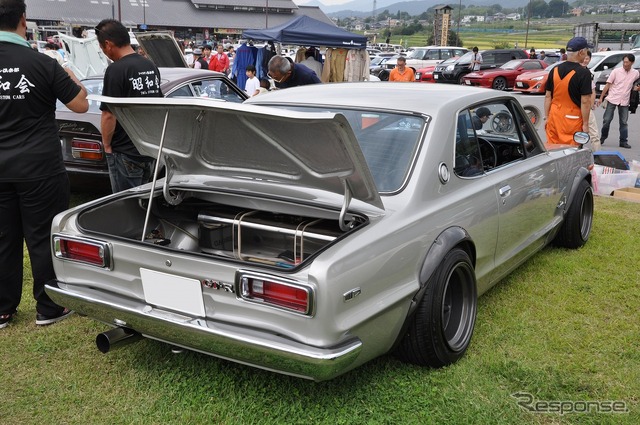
[396,248,477,367]
[492,77,507,91]
[378,70,390,81]
[554,179,593,249]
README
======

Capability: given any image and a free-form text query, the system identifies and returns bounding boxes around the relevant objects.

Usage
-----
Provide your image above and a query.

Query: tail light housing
[53,235,111,269]
[71,139,103,160]
[239,272,313,315]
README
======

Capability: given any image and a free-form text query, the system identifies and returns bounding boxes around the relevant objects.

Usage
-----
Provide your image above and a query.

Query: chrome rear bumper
[45,282,362,381]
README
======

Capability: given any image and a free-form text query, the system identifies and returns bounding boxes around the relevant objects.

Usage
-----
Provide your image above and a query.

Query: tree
[548,0,570,17]
[529,0,549,18]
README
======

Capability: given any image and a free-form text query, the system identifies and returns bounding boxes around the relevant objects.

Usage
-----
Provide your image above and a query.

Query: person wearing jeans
[106,152,154,193]
[597,53,640,149]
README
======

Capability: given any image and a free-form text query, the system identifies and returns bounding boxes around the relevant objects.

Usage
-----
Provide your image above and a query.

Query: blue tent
[242,15,367,49]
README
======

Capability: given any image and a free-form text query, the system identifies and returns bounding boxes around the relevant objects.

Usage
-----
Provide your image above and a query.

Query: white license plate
[140,268,205,316]
[465,80,471,85]
[434,74,439,79]
[516,82,523,87]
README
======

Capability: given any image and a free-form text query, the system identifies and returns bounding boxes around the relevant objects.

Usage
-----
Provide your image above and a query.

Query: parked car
[433,49,529,84]
[513,61,564,94]
[588,50,633,82]
[56,32,248,182]
[463,59,547,90]
[46,83,594,381]
[415,56,459,83]
[370,53,405,81]
[384,46,467,71]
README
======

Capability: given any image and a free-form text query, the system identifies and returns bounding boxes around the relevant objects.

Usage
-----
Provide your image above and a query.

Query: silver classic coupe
[46,83,594,381]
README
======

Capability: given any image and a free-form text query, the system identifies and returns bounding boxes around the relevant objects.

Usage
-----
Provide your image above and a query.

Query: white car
[385,46,468,70]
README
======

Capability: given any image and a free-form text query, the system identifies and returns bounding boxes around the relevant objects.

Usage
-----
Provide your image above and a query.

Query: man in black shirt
[0,0,88,328]
[96,19,162,192]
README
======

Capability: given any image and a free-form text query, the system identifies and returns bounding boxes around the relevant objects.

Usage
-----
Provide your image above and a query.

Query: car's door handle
[499,185,511,197]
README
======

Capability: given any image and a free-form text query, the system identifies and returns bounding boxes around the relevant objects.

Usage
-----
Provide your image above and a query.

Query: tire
[457,74,466,85]
[554,179,593,249]
[492,76,507,91]
[378,70,389,81]
[396,248,477,367]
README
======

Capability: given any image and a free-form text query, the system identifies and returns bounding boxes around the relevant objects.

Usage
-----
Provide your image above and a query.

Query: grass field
[1,194,638,424]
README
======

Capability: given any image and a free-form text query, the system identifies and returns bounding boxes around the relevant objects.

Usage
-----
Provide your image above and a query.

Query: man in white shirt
[470,46,483,71]
[300,48,322,77]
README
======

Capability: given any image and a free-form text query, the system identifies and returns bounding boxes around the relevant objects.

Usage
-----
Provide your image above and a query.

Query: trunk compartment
[77,193,365,269]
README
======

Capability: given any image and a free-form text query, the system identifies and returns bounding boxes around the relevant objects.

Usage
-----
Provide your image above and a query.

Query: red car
[414,65,436,82]
[514,61,564,94]
[463,59,547,91]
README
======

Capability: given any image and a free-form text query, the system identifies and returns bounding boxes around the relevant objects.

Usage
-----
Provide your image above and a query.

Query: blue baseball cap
[566,37,593,52]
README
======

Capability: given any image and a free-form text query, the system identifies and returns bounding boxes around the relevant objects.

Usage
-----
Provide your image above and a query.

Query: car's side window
[523,61,543,70]
[456,102,543,177]
[166,85,193,98]
[483,53,495,64]
[454,110,483,177]
[191,80,245,103]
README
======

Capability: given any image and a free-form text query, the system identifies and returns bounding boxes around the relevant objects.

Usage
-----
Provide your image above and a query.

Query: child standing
[244,65,260,97]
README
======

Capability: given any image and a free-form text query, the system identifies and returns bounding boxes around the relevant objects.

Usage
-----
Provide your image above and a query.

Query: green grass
[1,195,638,424]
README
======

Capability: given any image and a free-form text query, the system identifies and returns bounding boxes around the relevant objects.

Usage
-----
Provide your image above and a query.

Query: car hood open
[58,34,109,79]
[134,32,188,68]
[93,95,383,211]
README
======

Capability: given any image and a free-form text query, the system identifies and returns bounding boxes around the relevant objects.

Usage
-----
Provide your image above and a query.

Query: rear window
[56,78,103,113]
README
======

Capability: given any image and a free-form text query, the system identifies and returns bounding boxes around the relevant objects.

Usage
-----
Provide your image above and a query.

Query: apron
[546,68,582,146]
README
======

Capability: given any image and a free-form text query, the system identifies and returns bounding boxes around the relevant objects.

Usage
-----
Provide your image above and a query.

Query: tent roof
[242,15,367,48]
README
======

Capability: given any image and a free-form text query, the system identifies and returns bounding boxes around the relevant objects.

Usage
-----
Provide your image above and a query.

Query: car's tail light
[53,235,111,269]
[239,273,312,315]
[71,139,103,160]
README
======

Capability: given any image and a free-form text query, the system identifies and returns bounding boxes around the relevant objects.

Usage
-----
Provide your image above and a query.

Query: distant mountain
[296,0,531,17]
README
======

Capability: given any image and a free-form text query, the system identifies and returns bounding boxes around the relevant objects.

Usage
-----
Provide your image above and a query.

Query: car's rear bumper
[45,281,363,381]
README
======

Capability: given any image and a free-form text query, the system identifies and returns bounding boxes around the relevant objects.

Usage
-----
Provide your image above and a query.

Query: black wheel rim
[493,78,505,90]
[441,263,476,352]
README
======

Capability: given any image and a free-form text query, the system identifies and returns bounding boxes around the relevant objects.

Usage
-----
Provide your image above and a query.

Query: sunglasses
[267,71,289,83]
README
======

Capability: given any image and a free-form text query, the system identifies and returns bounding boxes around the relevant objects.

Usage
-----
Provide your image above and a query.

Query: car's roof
[83,67,227,83]
[246,83,511,116]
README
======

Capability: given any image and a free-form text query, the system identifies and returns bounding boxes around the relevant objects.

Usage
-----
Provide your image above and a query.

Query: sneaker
[35,308,74,326]
[0,312,16,329]
[620,143,632,149]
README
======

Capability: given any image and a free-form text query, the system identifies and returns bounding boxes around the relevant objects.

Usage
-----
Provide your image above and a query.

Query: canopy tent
[241,15,367,49]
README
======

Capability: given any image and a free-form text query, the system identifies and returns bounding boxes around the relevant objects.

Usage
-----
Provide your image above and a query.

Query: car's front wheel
[492,76,507,91]
[396,248,477,367]
[554,179,593,248]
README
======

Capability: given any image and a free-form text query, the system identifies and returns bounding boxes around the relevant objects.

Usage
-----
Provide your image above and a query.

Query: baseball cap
[476,107,492,118]
[566,37,593,52]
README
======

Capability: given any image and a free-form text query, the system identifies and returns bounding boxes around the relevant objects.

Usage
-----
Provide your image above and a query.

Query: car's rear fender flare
[390,226,476,350]
[565,167,593,215]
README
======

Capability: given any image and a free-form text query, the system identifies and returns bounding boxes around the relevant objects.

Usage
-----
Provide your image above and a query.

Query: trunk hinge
[141,109,171,242]
[339,179,353,232]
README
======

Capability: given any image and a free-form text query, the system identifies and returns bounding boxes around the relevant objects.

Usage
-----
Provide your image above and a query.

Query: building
[24,0,334,44]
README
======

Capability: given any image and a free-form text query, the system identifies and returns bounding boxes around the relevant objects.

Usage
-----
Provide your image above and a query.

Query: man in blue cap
[544,37,593,145]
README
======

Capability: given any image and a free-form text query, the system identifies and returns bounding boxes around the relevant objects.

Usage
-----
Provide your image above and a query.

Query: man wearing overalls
[544,37,593,146]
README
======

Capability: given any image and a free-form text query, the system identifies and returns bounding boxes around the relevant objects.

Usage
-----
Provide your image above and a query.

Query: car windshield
[456,51,474,64]
[501,60,524,70]
[587,55,606,70]
[408,49,427,59]
[56,78,103,113]
[271,106,426,193]
[371,56,386,66]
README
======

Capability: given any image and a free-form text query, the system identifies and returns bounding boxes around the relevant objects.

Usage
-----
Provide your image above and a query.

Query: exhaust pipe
[96,327,142,353]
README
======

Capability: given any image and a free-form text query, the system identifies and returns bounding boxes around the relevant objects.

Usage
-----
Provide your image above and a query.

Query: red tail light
[240,274,312,315]
[71,139,103,160]
[53,235,110,269]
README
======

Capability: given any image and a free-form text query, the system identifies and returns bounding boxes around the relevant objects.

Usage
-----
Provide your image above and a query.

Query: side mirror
[573,131,590,147]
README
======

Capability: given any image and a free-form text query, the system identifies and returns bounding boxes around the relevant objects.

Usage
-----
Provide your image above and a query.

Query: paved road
[515,93,640,166]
